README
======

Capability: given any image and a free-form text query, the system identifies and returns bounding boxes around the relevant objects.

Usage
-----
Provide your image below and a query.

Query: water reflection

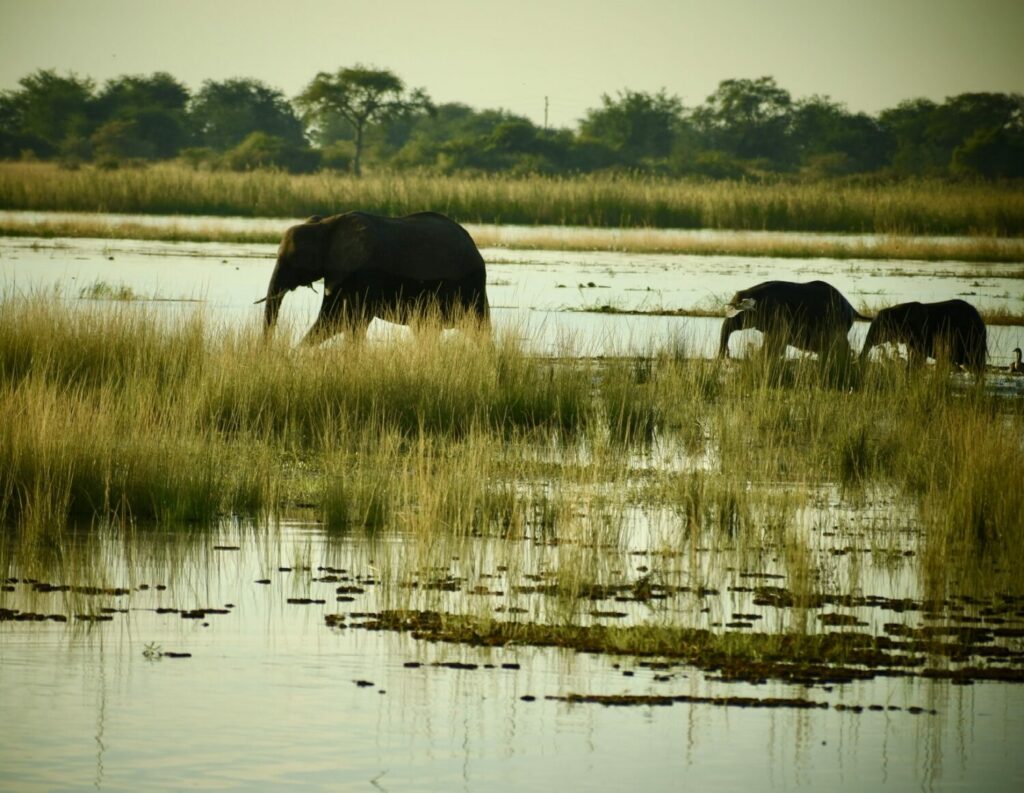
[2,226,1024,790]
[2,515,1023,791]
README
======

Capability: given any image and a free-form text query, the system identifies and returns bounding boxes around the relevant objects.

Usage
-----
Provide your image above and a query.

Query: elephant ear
[726,297,756,318]
[324,215,372,281]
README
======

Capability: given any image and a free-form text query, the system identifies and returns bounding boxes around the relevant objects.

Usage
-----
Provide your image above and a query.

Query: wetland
[2,216,1024,791]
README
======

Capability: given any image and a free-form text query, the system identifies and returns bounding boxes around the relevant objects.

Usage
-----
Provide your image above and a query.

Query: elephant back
[327,211,485,281]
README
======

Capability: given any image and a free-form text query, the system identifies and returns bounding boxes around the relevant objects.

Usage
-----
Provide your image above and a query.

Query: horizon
[1,0,1022,129]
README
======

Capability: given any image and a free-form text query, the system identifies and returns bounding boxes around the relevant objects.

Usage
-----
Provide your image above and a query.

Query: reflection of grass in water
[1,291,1023,623]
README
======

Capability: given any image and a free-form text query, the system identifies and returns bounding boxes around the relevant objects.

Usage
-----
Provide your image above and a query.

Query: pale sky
[1,0,1021,129]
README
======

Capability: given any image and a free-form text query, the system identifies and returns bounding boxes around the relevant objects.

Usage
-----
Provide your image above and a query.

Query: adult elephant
[859,299,987,374]
[718,280,863,359]
[261,211,489,344]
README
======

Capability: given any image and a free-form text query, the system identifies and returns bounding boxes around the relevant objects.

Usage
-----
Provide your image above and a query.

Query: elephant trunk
[718,314,742,358]
[263,260,289,335]
[264,290,283,334]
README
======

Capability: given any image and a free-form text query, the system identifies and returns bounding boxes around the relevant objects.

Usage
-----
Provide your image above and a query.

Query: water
[3,521,1023,792]
[1,231,1022,361]
[2,220,1024,791]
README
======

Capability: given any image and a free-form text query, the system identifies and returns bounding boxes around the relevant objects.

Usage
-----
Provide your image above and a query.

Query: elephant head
[260,211,488,345]
[262,215,330,333]
[859,303,921,365]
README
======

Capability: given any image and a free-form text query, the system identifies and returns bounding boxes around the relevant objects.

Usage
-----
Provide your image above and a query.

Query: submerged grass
[1,290,1022,621]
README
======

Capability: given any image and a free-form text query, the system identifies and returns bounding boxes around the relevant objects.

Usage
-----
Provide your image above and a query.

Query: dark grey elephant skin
[860,299,987,374]
[262,211,489,344]
[718,280,863,359]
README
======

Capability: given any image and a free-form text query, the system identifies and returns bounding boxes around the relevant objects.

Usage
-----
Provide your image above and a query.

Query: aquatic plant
[1,290,1022,615]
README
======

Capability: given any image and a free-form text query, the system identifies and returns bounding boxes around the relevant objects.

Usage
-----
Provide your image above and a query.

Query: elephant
[718,280,864,359]
[260,211,489,344]
[859,299,987,374]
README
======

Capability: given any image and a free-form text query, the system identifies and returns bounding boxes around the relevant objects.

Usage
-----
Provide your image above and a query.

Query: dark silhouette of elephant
[718,280,864,359]
[859,299,987,374]
[260,211,489,344]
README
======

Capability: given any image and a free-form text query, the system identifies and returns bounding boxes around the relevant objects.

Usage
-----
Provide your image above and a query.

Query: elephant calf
[719,280,863,359]
[262,211,489,344]
[860,299,987,374]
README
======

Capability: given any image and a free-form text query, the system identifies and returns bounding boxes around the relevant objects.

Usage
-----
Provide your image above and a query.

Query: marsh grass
[6,215,1024,264]
[1,290,1022,617]
[3,162,1024,238]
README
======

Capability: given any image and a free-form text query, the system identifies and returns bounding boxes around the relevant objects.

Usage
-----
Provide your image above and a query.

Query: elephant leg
[303,292,370,345]
[406,297,442,341]
[822,330,853,363]
[906,343,926,368]
[761,330,788,360]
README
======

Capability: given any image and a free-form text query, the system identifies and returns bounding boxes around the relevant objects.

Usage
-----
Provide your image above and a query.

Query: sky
[1,0,1022,129]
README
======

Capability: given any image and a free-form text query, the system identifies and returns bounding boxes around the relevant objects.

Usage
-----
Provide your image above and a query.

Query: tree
[0,93,29,158]
[879,98,942,175]
[222,131,319,173]
[790,95,890,175]
[189,78,306,152]
[94,72,190,159]
[296,65,431,176]
[2,69,96,158]
[929,93,1023,154]
[881,92,1024,177]
[952,126,1024,179]
[692,77,794,167]
[579,89,684,166]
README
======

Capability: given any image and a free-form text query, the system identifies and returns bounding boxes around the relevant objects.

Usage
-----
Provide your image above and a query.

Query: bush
[222,132,319,173]
[320,140,356,172]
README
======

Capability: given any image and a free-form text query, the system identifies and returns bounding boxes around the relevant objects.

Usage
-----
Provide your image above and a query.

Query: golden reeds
[3,162,1024,237]
[1,291,1022,608]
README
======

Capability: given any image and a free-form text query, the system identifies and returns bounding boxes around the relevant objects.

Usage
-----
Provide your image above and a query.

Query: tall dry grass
[3,162,1024,235]
[1,291,1022,605]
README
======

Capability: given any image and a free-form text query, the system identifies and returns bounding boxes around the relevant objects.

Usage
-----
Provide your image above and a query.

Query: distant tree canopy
[296,66,431,176]
[1,66,1022,180]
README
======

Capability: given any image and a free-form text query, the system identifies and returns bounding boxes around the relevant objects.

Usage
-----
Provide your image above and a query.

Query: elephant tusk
[254,288,290,305]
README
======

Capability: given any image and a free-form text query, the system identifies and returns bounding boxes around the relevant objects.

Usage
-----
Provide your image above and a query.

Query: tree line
[1,66,1022,180]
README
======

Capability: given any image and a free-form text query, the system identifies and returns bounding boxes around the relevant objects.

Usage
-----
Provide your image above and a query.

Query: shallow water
[2,222,1024,790]
[3,521,1023,793]
[1,232,1022,363]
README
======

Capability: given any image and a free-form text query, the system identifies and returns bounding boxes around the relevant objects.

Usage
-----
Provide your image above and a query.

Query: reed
[5,215,1024,263]
[2,290,1022,612]
[3,162,1024,236]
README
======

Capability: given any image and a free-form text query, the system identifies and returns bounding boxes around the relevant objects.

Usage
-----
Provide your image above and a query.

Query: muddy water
[2,223,1024,790]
